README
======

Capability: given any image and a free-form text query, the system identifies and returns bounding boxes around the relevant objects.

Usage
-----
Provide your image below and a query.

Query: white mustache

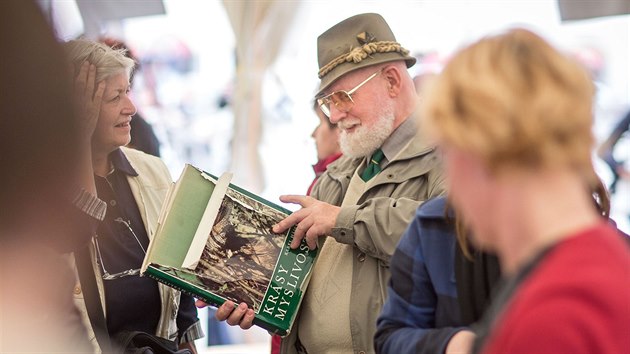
[338,119,361,130]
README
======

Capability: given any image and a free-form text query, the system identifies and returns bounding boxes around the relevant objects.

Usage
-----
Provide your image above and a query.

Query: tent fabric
[222,0,301,192]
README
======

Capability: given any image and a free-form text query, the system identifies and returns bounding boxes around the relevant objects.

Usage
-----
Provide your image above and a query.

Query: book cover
[141,164,317,336]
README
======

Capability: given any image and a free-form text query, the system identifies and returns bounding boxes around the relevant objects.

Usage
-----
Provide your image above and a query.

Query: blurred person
[413,72,437,96]
[598,109,630,193]
[212,13,446,354]
[570,45,627,160]
[423,28,630,354]
[63,39,203,353]
[411,51,443,97]
[307,101,343,195]
[375,175,619,354]
[0,0,107,352]
[99,37,162,157]
[374,196,500,354]
[597,109,630,234]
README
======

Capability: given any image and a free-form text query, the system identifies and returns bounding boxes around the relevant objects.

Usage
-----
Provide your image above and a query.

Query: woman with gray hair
[65,38,203,353]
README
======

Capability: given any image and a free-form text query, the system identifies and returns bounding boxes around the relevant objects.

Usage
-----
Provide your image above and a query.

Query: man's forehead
[323,67,371,94]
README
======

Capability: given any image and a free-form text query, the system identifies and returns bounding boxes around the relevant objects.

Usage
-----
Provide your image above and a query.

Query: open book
[141,164,317,336]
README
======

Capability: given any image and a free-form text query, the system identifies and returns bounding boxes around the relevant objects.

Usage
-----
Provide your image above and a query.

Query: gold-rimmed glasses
[317,68,383,118]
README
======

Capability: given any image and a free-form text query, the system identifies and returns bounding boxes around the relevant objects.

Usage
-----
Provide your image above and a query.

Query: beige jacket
[281,135,446,354]
[71,147,188,353]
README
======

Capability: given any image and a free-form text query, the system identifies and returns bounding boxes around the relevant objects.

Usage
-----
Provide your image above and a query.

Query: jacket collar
[110,148,139,177]
[326,133,438,184]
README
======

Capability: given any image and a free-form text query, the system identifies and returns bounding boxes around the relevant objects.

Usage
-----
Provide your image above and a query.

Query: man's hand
[195,299,208,308]
[196,299,255,330]
[214,301,255,330]
[272,195,340,249]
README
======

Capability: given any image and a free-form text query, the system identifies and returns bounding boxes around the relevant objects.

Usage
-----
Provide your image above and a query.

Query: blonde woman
[423,28,630,354]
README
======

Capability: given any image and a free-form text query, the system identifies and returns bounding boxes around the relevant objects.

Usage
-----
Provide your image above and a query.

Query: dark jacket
[374,196,500,354]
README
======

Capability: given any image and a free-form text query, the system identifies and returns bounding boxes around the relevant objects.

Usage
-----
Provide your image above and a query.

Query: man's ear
[382,66,402,97]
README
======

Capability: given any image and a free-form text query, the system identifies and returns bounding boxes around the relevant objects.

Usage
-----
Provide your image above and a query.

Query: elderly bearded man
[214,13,445,354]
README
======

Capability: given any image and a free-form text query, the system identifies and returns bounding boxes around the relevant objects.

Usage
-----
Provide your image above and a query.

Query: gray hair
[63,38,135,83]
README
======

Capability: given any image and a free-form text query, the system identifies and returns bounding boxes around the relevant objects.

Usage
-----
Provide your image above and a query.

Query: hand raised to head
[73,62,105,142]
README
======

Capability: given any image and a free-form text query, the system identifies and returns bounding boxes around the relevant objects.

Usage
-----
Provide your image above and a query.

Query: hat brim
[316,53,416,97]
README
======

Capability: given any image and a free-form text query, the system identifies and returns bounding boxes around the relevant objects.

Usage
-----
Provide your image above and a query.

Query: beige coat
[282,135,446,354]
[71,147,183,353]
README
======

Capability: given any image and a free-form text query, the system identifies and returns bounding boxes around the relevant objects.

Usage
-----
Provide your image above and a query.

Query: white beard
[339,101,395,158]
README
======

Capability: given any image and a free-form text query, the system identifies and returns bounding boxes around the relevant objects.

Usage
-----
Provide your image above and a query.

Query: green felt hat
[316,13,416,96]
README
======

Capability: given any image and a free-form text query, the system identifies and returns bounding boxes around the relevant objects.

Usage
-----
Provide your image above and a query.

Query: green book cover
[142,164,318,336]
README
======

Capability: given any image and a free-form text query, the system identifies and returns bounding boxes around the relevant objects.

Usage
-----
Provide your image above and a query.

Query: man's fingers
[274,195,324,249]
[290,217,314,249]
[214,301,236,321]
[279,194,311,206]
[226,302,249,327]
[195,299,209,308]
[305,233,319,250]
[305,225,326,250]
[240,309,255,330]
[273,207,308,233]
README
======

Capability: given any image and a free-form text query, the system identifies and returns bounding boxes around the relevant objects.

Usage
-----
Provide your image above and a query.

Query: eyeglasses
[94,217,146,280]
[317,68,383,118]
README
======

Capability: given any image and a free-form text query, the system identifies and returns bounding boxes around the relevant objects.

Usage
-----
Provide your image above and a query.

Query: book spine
[143,268,225,309]
[144,272,219,307]
[144,267,288,336]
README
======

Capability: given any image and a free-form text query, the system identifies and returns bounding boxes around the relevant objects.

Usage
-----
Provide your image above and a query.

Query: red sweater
[481,223,630,354]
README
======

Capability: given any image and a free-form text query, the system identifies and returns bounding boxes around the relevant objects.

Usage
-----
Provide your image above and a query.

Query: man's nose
[328,104,346,124]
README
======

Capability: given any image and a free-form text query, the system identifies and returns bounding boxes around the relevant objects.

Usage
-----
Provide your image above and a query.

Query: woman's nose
[123,96,137,116]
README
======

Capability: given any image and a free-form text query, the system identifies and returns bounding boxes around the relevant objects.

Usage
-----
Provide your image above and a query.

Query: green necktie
[361,149,384,181]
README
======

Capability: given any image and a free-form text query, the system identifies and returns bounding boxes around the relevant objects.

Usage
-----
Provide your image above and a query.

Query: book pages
[141,180,178,272]
[182,171,233,269]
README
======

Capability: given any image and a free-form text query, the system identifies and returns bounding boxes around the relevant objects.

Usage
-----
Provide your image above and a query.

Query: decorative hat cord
[318,41,410,78]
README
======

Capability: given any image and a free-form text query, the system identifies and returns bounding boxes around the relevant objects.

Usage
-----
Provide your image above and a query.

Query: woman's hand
[73,62,104,194]
[446,329,475,354]
[73,62,105,143]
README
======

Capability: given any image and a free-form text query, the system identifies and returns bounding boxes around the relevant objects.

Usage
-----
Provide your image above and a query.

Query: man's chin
[340,139,377,158]
[340,121,393,158]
